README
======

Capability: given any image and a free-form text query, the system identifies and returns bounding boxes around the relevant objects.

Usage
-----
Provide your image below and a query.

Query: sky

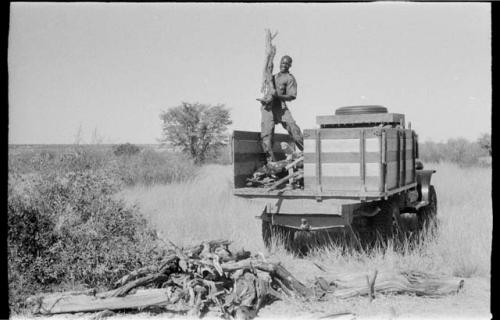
[8,2,491,144]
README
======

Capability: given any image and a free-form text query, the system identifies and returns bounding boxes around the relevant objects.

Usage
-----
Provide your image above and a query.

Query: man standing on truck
[260,55,304,162]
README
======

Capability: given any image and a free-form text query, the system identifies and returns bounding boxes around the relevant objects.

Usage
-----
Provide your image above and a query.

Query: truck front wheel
[262,220,318,255]
[417,185,438,236]
[369,198,403,243]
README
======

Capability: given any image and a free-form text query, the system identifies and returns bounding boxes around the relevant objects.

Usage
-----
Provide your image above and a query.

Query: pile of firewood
[26,240,312,320]
[26,240,465,320]
[246,143,304,191]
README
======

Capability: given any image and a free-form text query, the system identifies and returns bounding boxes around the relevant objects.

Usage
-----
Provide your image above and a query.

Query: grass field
[117,161,491,319]
[8,144,491,318]
[119,161,492,279]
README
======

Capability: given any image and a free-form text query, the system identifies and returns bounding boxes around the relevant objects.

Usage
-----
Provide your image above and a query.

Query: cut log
[266,262,313,298]
[158,255,181,274]
[315,270,464,299]
[285,156,304,170]
[266,171,304,192]
[318,312,356,320]
[90,309,115,320]
[113,266,159,288]
[221,259,313,298]
[34,289,171,314]
[101,273,169,298]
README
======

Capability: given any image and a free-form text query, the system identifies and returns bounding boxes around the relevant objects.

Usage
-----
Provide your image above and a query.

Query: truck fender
[416,169,436,205]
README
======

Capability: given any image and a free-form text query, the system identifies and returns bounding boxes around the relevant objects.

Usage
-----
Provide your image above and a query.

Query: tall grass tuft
[430,162,491,277]
[119,164,266,252]
[8,145,199,186]
[112,149,199,186]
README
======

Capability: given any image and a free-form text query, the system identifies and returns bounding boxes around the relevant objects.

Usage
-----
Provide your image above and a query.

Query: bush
[204,144,232,165]
[477,133,491,156]
[113,143,141,157]
[419,137,489,167]
[7,169,168,312]
[7,145,201,313]
[112,149,198,186]
[9,145,198,187]
[9,146,111,176]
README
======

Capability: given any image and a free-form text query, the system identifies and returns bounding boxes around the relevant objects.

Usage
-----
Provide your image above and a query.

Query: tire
[335,105,388,115]
[262,219,273,248]
[369,198,402,243]
[417,186,438,236]
[261,220,295,250]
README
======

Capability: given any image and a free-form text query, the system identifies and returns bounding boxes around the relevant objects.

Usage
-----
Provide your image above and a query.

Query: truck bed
[234,183,416,200]
[232,129,417,200]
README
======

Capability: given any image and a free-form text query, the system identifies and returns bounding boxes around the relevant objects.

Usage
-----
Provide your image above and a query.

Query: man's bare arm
[274,93,296,102]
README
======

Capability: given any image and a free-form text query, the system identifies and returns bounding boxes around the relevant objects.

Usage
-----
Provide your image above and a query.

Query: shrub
[112,149,198,186]
[7,169,168,312]
[7,145,200,313]
[113,143,141,157]
[204,144,232,165]
[419,137,489,167]
[9,146,111,176]
[9,145,198,187]
[477,133,491,156]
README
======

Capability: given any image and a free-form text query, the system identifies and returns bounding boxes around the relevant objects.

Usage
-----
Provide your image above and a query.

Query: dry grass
[430,162,491,277]
[119,162,491,279]
[118,161,491,319]
[119,165,266,252]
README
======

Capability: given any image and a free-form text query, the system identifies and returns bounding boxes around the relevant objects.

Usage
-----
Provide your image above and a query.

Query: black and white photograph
[7,2,491,319]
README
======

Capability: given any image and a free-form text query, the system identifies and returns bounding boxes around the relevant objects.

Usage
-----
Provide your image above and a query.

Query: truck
[232,105,437,253]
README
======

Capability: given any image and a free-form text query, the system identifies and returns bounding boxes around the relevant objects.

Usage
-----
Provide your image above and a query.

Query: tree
[477,133,491,156]
[159,102,232,164]
[443,137,481,166]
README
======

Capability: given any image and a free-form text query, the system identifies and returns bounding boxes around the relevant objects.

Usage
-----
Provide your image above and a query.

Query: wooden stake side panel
[232,130,293,188]
[303,128,416,194]
[303,128,381,192]
[385,129,416,189]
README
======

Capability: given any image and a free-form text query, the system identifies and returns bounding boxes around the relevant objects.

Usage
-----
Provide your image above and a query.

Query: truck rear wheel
[369,198,402,243]
[417,185,438,236]
[262,219,272,248]
[262,220,295,250]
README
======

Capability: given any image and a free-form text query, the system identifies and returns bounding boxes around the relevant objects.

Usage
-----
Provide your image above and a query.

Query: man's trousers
[260,104,304,161]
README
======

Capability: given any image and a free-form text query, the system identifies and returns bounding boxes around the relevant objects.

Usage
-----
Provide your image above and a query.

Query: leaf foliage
[160,102,232,164]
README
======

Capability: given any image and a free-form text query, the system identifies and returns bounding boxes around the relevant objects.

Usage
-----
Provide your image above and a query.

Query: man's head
[280,55,293,73]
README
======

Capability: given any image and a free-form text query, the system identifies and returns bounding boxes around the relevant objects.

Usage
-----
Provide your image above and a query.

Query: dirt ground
[11,276,490,320]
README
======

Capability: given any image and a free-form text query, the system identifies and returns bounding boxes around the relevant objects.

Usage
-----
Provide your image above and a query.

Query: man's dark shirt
[272,72,297,108]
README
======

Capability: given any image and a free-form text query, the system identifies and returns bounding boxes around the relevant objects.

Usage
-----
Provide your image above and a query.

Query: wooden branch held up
[258,29,279,104]
[261,29,278,93]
